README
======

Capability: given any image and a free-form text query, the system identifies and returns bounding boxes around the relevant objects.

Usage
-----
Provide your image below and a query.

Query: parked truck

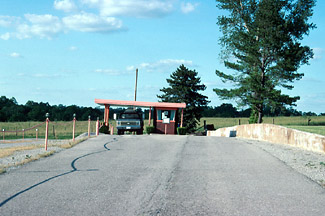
[116,109,143,135]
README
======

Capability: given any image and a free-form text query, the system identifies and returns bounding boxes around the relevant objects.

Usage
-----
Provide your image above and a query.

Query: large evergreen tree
[214,0,316,123]
[157,65,209,133]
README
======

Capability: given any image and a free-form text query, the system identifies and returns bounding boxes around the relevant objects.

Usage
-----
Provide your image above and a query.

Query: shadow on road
[0,139,115,207]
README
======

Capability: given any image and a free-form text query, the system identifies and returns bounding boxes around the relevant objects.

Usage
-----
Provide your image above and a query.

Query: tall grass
[199,116,325,129]
[199,116,325,136]
[1,116,325,139]
[0,120,101,140]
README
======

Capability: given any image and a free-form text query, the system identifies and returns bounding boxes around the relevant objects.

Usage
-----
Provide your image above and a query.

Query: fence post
[2,129,4,141]
[22,129,25,140]
[53,125,55,137]
[36,129,38,141]
[88,115,91,138]
[73,113,76,141]
[45,113,49,151]
[96,117,99,136]
[110,125,114,135]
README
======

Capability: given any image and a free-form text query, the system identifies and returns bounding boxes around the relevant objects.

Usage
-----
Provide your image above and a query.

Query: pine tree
[214,0,316,123]
[157,65,209,133]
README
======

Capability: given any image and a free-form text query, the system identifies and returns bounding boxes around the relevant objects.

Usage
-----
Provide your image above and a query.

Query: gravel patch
[241,138,325,187]
[0,133,91,173]
[0,146,64,171]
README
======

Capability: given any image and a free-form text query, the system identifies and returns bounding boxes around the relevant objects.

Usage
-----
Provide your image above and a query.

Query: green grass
[199,116,325,136]
[1,116,325,139]
[286,126,325,136]
[0,120,98,140]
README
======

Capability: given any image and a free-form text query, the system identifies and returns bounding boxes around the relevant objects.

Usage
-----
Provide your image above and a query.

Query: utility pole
[134,68,138,101]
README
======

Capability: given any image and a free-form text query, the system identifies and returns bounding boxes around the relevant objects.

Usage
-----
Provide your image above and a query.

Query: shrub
[99,125,110,134]
[146,126,155,134]
[177,127,187,135]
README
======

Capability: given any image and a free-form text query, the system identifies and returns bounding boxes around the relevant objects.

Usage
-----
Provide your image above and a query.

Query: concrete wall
[208,124,325,153]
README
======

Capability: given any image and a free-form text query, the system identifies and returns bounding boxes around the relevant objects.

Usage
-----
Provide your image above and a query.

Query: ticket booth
[94,99,186,135]
[154,108,178,134]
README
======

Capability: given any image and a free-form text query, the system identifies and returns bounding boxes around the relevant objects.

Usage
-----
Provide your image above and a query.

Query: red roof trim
[94,99,186,109]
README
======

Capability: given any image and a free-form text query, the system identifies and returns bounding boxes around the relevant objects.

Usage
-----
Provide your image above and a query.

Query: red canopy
[95,99,186,109]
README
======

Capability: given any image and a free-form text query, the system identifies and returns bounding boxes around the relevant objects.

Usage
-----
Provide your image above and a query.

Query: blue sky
[0,0,324,114]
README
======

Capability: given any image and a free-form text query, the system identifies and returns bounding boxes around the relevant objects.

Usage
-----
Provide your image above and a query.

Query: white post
[45,113,49,151]
[72,114,76,141]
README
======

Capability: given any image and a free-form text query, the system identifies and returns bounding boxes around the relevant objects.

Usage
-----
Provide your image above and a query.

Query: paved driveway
[0,135,324,215]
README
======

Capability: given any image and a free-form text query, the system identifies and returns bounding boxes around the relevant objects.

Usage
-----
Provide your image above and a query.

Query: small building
[94,99,186,134]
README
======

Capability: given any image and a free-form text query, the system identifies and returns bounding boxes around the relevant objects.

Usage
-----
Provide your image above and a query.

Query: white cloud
[32,73,62,78]
[81,0,174,18]
[312,47,323,60]
[181,2,199,14]
[0,0,182,40]
[0,33,11,40]
[15,73,63,78]
[9,52,22,58]
[94,68,132,75]
[0,15,20,27]
[54,0,77,12]
[126,65,135,71]
[0,12,124,40]
[69,46,78,51]
[62,12,124,33]
[128,59,194,72]
[95,69,120,75]
[14,14,63,39]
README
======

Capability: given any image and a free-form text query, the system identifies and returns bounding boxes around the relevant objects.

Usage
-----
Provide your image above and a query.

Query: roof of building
[94,99,186,109]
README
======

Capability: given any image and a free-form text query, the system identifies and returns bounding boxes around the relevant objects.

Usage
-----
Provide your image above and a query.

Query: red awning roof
[95,99,186,109]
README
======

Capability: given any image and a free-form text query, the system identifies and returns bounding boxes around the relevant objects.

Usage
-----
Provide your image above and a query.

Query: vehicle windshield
[120,113,140,119]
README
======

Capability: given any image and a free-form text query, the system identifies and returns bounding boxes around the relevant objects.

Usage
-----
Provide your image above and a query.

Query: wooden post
[135,68,138,101]
[2,129,4,142]
[96,117,99,136]
[104,105,110,126]
[72,114,76,141]
[110,125,114,135]
[272,118,274,124]
[165,124,167,135]
[238,119,241,125]
[148,107,151,126]
[180,108,184,128]
[36,129,38,141]
[22,129,24,140]
[88,116,91,138]
[45,113,49,151]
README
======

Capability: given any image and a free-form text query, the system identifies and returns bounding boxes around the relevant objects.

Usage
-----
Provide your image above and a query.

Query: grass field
[0,116,325,139]
[198,116,325,136]
[0,120,99,140]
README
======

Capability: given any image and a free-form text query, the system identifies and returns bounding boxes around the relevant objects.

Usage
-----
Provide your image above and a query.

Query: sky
[0,0,324,114]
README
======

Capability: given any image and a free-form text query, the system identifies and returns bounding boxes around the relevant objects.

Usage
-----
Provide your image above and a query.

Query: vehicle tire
[137,130,143,135]
[117,130,124,135]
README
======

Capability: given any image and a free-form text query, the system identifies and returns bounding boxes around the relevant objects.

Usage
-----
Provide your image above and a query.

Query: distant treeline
[202,104,323,118]
[0,96,104,122]
[0,96,323,122]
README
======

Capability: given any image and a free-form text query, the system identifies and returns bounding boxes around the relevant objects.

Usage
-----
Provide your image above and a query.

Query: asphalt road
[0,135,324,215]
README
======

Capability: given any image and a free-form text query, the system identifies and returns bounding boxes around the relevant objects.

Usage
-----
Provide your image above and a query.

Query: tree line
[0,96,103,122]
[0,95,322,123]
[202,104,322,118]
